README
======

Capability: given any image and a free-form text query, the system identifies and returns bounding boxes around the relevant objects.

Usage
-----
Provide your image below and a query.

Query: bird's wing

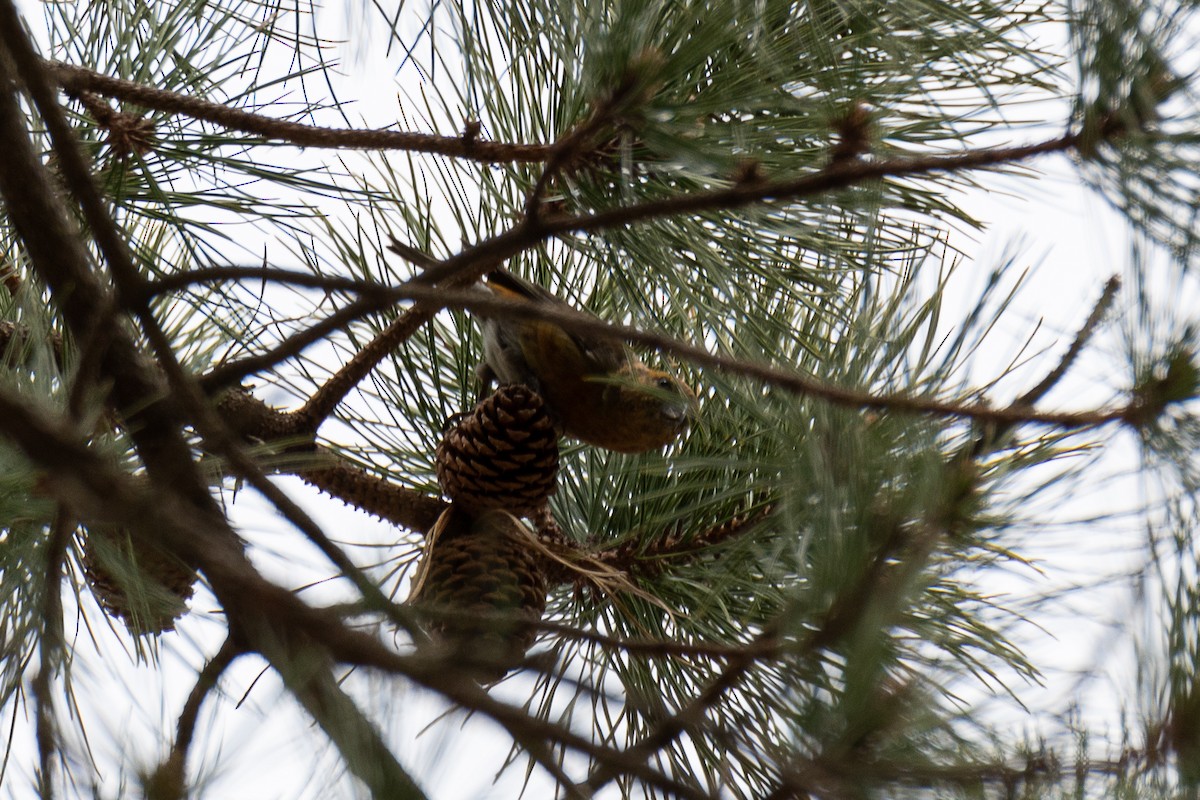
[484,269,628,373]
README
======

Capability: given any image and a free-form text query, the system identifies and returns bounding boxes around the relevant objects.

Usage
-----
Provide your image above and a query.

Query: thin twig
[523,71,638,221]
[597,506,776,577]
[296,303,442,425]
[45,60,552,163]
[145,265,370,296]
[174,639,240,762]
[199,295,391,395]
[969,274,1122,457]
[150,638,242,798]
[33,509,74,800]
[1016,274,1121,408]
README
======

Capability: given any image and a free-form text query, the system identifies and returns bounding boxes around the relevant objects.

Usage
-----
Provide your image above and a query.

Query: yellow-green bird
[478,269,695,453]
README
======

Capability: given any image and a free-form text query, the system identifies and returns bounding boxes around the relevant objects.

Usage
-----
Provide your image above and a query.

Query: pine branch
[576,408,984,793]
[290,116,1139,432]
[10,262,1149,442]
[409,125,1129,290]
[44,60,553,163]
[213,387,448,532]
[342,281,1145,428]
[0,9,212,513]
[0,383,433,795]
[296,304,442,426]
[0,21,433,792]
[0,376,702,798]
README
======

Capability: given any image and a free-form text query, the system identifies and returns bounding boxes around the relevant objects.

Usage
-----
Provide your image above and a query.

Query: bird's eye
[657,377,675,391]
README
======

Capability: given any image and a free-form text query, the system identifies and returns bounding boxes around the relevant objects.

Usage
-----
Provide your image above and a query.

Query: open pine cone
[436,384,559,516]
[409,507,549,683]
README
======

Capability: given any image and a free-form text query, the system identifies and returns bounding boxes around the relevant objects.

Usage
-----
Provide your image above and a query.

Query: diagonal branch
[1014,275,1122,409]
[199,295,393,394]
[408,129,1097,289]
[0,4,216,516]
[0,384,430,797]
[336,282,1139,428]
[968,274,1122,457]
[5,20,427,642]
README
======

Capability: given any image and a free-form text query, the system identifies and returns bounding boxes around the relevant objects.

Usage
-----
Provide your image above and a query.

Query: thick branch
[145,262,1137,438]
[0,20,431,791]
[326,282,1139,428]
[162,267,1138,430]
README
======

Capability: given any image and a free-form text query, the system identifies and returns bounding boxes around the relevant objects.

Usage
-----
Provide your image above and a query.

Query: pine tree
[0,0,1198,797]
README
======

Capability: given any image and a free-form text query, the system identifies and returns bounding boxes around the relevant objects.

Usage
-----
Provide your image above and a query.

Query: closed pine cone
[436,384,559,516]
[81,525,197,635]
[410,507,548,683]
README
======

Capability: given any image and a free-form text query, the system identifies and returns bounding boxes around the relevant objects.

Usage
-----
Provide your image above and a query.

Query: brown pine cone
[409,507,548,683]
[81,526,197,635]
[436,384,559,516]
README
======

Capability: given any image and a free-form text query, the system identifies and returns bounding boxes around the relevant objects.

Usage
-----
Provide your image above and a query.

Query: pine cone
[436,384,559,516]
[81,526,196,635]
[409,508,548,683]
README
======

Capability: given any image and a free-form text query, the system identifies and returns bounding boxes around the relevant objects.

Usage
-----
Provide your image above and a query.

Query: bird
[477,269,695,453]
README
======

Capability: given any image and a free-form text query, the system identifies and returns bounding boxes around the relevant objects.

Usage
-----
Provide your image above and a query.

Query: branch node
[461,118,481,145]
